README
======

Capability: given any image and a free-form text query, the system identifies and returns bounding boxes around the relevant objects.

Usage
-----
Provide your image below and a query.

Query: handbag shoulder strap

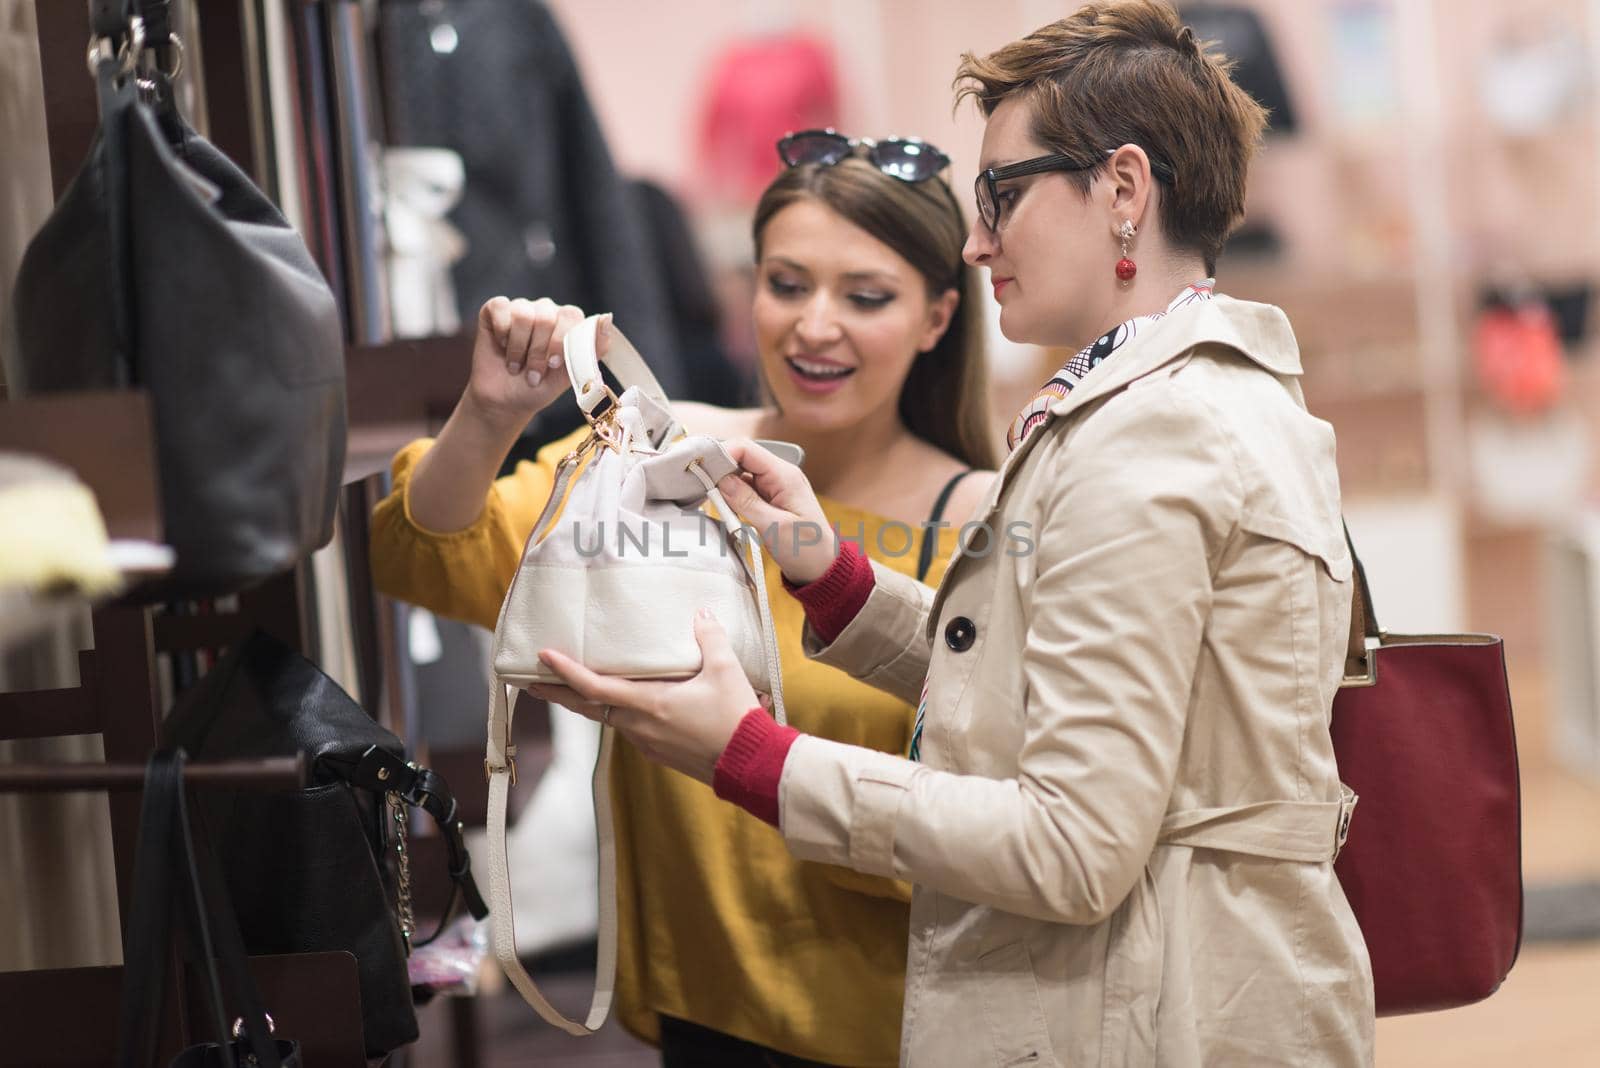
[917,468,976,583]
[1342,520,1381,683]
[116,750,285,1068]
[117,751,181,1067]
[484,681,618,1035]
[175,759,286,1066]
[564,315,672,418]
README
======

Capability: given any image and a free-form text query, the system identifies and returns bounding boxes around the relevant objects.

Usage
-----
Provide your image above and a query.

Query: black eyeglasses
[975,150,1176,234]
[777,129,952,184]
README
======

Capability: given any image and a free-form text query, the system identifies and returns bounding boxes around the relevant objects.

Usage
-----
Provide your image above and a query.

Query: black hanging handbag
[2,0,346,599]
[117,750,303,1068]
[163,630,489,1058]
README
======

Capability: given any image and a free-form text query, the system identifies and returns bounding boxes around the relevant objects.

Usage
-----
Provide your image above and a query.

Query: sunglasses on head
[777,129,952,184]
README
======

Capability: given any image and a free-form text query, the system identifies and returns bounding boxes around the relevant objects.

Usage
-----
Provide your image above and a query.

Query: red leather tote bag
[1331,537,1524,1015]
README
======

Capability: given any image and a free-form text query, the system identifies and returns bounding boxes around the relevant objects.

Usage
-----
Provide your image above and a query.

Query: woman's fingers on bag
[692,607,740,672]
[693,612,759,697]
[535,649,636,711]
[501,297,554,378]
[542,303,586,370]
[719,441,791,513]
[725,438,811,505]
[715,470,780,527]
[502,298,537,374]
[532,620,755,785]
[480,295,513,349]
[525,681,608,719]
[723,438,784,478]
[476,296,528,378]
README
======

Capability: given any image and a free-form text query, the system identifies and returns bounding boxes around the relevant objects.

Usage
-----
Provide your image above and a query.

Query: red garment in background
[1473,300,1566,415]
[695,34,841,205]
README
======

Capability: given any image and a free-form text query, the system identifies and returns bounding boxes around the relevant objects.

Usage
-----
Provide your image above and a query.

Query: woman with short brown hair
[537,2,1376,1064]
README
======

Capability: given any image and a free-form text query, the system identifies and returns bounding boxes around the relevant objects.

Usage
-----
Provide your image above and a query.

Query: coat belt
[1157,784,1358,863]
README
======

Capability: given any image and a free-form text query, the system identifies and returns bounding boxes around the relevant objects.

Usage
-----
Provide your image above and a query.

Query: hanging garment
[693,33,840,204]
[1177,4,1298,135]
[377,0,684,449]
[629,179,752,408]
[0,0,51,392]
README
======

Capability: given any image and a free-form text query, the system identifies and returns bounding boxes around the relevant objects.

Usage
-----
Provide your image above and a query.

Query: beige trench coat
[778,296,1375,1066]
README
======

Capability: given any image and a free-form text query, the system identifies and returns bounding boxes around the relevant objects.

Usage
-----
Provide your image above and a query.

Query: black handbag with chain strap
[163,630,489,1058]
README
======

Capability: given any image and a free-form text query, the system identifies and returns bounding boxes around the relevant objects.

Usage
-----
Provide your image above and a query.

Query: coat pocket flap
[1239,509,1353,582]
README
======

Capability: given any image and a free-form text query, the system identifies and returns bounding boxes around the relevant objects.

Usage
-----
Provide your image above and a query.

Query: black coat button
[944,616,977,652]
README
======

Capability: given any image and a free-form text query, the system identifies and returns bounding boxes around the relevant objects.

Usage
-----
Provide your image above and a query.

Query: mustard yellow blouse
[370,427,959,1066]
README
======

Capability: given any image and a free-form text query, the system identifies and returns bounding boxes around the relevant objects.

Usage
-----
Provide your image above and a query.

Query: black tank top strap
[916,469,977,583]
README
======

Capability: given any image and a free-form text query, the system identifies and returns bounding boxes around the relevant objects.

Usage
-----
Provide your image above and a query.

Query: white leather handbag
[483,315,793,1034]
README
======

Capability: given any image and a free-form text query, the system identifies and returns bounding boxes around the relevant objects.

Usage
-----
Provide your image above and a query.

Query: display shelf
[7,7,403,1062]
[343,333,474,482]
[0,390,162,544]
[9,5,500,1064]
[0,650,101,741]
[0,950,366,1066]
[344,332,473,426]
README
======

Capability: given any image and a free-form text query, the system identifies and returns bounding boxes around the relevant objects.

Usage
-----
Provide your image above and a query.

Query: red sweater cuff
[782,538,875,645]
[713,709,801,828]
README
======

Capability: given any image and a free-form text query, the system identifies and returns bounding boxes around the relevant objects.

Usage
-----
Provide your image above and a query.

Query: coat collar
[924,297,1301,633]
[1044,295,1302,425]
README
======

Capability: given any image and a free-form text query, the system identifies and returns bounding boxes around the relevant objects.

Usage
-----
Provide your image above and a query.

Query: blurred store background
[530,4,1600,1060]
[3,0,1598,1064]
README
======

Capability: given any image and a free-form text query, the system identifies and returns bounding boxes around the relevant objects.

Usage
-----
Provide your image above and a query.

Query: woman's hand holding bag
[531,607,763,785]
[716,440,839,586]
[463,297,602,433]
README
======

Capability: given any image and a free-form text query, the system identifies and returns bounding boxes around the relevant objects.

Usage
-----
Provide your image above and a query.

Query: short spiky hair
[954,0,1267,273]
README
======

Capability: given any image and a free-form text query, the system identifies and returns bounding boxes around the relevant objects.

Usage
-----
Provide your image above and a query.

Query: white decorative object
[381,147,467,338]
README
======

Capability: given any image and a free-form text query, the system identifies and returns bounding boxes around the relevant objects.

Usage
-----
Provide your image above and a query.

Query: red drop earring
[1116,220,1137,284]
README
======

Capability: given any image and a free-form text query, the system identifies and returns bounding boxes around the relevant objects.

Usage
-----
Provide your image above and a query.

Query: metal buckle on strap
[484,745,518,787]
[579,378,621,426]
[1334,785,1358,860]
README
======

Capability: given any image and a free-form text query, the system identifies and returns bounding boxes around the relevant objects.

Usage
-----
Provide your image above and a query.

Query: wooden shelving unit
[0,4,485,1064]
[0,387,368,1063]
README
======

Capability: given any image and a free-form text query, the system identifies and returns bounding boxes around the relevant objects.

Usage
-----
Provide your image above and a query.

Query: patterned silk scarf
[1006,280,1216,452]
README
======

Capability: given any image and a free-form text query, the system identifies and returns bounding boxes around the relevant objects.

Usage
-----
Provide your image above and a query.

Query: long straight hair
[752,158,996,471]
